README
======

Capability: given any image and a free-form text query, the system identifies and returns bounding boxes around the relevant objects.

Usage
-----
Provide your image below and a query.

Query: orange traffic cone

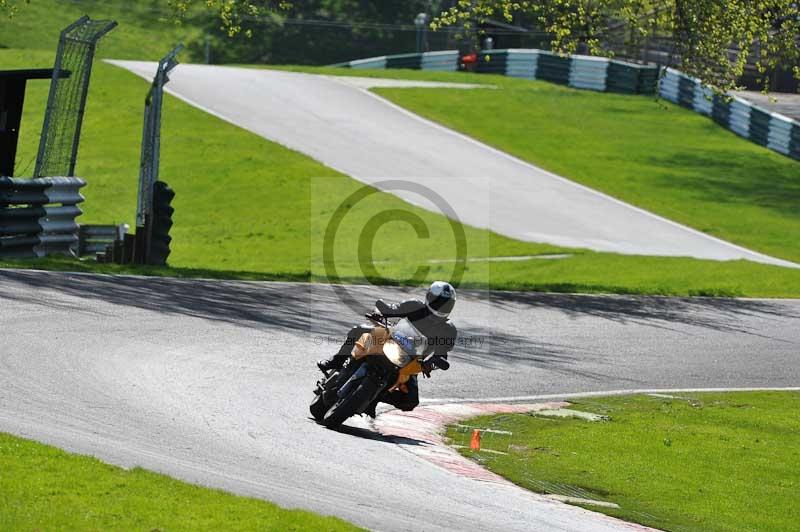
[470,429,481,451]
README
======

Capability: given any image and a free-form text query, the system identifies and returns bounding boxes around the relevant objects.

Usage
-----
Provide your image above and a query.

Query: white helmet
[426,281,456,317]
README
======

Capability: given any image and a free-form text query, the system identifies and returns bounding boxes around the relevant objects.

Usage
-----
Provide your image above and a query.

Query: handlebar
[365,312,389,326]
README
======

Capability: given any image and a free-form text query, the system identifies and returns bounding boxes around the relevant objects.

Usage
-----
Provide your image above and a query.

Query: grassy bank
[275,65,800,264]
[447,392,800,531]
[0,0,200,60]
[2,48,800,296]
[0,431,357,530]
[376,75,800,264]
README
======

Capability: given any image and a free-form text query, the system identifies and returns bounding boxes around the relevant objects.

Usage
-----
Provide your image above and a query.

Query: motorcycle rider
[317,281,458,413]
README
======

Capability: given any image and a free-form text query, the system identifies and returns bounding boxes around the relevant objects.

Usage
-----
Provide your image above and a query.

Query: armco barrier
[0,176,85,257]
[659,67,800,161]
[334,51,799,160]
[77,223,127,257]
[386,52,423,70]
[503,49,538,79]
[478,49,657,94]
[348,56,387,69]
[335,50,458,72]
[334,49,658,95]
[569,55,608,91]
[420,50,459,72]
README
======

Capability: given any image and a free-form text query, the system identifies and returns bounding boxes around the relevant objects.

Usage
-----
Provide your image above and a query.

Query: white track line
[105,60,799,269]
[421,386,800,405]
[358,87,800,269]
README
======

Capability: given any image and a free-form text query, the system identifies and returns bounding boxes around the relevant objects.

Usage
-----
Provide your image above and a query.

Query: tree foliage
[0,0,29,18]
[167,0,290,37]
[432,1,800,92]
[188,1,434,65]
[2,0,798,91]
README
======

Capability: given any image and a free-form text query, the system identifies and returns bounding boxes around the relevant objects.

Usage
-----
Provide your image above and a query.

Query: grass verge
[274,65,800,264]
[0,431,358,531]
[2,49,800,297]
[446,392,800,532]
[375,75,800,264]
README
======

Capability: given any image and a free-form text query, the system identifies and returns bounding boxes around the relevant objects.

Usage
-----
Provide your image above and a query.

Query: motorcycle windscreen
[388,318,428,363]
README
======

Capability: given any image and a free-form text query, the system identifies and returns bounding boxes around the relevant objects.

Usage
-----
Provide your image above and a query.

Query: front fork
[316,357,363,403]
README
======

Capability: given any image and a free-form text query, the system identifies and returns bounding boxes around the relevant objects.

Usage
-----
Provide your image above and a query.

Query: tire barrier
[420,50,460,72]
[0,176,85,258]
[334,49,658,95]
[480,50,658,94]
[659,67,800,161]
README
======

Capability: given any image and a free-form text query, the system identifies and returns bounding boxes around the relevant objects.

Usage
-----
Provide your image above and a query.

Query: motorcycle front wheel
[309,393,327,421]
[322,378,379,429]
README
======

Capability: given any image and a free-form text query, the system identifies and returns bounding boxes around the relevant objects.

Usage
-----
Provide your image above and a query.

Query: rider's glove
[421,360,434,378]
[365,308,384,323]
[423,356,451,377]
[432,357,450,371]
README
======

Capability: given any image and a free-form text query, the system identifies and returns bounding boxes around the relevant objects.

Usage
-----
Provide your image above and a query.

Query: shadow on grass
[648,149,800,218]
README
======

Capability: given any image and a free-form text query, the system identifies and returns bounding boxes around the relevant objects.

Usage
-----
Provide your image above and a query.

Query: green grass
[0,49,558,276]
[371,73,800,264]
[0,432,358,531]
[0,0,199,60]
[3,49,800,297]
[446,392,800,532]
[275,65,800,264]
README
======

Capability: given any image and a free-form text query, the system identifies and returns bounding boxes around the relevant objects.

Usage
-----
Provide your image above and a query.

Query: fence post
[134,44,183,265]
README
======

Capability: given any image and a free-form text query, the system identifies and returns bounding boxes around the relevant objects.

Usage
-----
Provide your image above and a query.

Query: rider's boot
[364,399,378,419]
[318,326,369,374]
[316,353,349,374]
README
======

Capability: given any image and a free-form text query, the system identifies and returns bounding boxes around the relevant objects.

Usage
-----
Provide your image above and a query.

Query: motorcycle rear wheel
[322,379,379,429]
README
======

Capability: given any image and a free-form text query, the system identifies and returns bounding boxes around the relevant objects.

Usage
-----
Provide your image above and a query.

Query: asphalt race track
[108,61,796,268]
[2,269,799,530]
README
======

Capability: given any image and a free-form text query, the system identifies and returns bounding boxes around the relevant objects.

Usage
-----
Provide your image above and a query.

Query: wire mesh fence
[34,16,116,178]
[137,45,182,229]
[133,45,182,266]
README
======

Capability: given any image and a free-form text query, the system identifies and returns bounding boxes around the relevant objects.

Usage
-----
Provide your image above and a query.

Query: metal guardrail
[0,176,85,257]
[77,223,128,257]
[476,49,659,94]
[333,48,659,95]
[659,68,800,161]
[336,50,797,159]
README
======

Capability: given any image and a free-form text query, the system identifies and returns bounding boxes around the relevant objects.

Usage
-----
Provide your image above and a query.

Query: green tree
[432,1,800,92]
[189,0,433,65]
[3,1,797,91]
[0,0,28,17]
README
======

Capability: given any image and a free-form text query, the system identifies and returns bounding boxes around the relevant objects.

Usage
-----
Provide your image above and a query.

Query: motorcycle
[310,312,438,428]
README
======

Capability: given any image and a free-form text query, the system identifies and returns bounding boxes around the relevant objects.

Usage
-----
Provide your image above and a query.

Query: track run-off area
[108,61,797,268]
[2,270,799,530]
